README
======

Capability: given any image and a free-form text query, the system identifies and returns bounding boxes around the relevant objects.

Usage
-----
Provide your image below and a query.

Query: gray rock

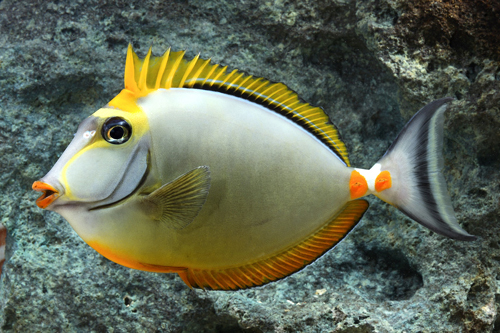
[0,0,499,332]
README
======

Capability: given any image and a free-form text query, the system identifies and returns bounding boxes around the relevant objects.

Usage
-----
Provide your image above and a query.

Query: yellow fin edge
[181,200,369,290]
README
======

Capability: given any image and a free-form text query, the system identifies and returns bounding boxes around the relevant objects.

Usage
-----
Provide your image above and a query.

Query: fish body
[33,46,475,290]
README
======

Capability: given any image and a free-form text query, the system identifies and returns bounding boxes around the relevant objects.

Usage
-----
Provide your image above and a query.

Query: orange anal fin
[87,240,188,274]
[375,170,392,192]
[182,200,369,290]
[177,271,195,289]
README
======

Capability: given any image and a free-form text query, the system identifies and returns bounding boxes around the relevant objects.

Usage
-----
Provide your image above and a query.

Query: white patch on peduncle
[355,163,383,194]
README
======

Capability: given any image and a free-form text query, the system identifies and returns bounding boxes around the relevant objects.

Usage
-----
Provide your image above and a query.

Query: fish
[32,45,476,290]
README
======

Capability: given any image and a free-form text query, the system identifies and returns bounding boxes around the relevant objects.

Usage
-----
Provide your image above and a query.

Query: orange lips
[32,181,59,209]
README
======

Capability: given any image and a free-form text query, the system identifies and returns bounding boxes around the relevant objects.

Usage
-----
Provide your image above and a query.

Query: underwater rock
[0,0,499,332]
[0,224,6,276]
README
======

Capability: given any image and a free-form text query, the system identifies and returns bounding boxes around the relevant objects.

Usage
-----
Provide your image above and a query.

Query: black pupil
[110,126,124,139]
[102,117,131,144]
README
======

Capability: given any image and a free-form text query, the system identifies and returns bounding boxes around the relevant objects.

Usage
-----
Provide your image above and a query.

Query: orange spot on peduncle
[350,170,368,199]
[375,170,392,192]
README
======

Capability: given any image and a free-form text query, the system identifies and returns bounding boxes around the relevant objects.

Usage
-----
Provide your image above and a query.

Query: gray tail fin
[374,98,476,241]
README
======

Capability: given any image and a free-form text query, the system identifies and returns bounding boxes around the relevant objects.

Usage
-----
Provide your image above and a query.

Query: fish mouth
[32,181,60,209]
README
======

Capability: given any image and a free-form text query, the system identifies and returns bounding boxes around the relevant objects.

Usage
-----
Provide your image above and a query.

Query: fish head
[33,107,150,212]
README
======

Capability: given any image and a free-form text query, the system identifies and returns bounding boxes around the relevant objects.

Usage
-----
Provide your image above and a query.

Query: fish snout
[32,181,61,209]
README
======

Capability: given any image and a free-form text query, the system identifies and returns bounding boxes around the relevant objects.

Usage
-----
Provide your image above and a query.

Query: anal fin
[180,200,369,290]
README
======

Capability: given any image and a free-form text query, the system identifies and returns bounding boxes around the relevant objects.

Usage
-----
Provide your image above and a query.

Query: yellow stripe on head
[61,107,149,201]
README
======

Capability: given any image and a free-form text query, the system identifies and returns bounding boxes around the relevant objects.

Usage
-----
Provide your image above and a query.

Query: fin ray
[143,166,211,230]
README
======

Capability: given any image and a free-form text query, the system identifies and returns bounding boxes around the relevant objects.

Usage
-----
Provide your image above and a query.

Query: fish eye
[102,117,132,144]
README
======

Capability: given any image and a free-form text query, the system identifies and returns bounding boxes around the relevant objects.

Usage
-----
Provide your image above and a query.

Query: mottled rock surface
[0,0,499,332]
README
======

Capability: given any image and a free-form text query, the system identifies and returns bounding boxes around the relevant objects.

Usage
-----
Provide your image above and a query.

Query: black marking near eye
[102,117,132,144]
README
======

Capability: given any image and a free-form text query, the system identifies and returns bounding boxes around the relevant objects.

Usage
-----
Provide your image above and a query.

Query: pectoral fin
[144,166,211,229]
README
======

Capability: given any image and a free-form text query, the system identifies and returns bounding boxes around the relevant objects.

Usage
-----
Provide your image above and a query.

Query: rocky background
[0,0,499,332]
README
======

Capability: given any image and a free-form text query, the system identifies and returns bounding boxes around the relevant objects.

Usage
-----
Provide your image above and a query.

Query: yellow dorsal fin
[155,48,170,89]
[137,47,152,90]
[124,44,139,93]
[119,45,351,165]
[177,200,369,290]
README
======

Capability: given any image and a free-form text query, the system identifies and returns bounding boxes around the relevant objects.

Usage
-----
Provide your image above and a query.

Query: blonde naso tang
[32,45,476,290]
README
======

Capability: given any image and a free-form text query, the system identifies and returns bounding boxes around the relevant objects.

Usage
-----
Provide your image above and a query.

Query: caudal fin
[373,98,476,241]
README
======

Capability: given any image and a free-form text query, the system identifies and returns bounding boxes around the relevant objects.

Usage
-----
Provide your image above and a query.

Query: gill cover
[40,112,150,208]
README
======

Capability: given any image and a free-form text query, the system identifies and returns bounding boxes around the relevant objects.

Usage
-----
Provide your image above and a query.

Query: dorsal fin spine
[270,91,290,106]
[209,66,227,87]
[258,86,278,103]
[155,49,171,89]
[243,80,268,98]
[228,72,246,90]
[240,78,262,95]
[179,54,200,88]
[262,85,288,104]
[199,64,216,85]
[125,44,139,92]
[266,86,289,103]
[292,104,308,112]
[187,58,210,88]
[287,100,302,111]
[254,83,276,101]
[165,51,185,89]
[274,93,296,109]
[220,69,238,90]
[138,47,152,91]
[235,75,253,91]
